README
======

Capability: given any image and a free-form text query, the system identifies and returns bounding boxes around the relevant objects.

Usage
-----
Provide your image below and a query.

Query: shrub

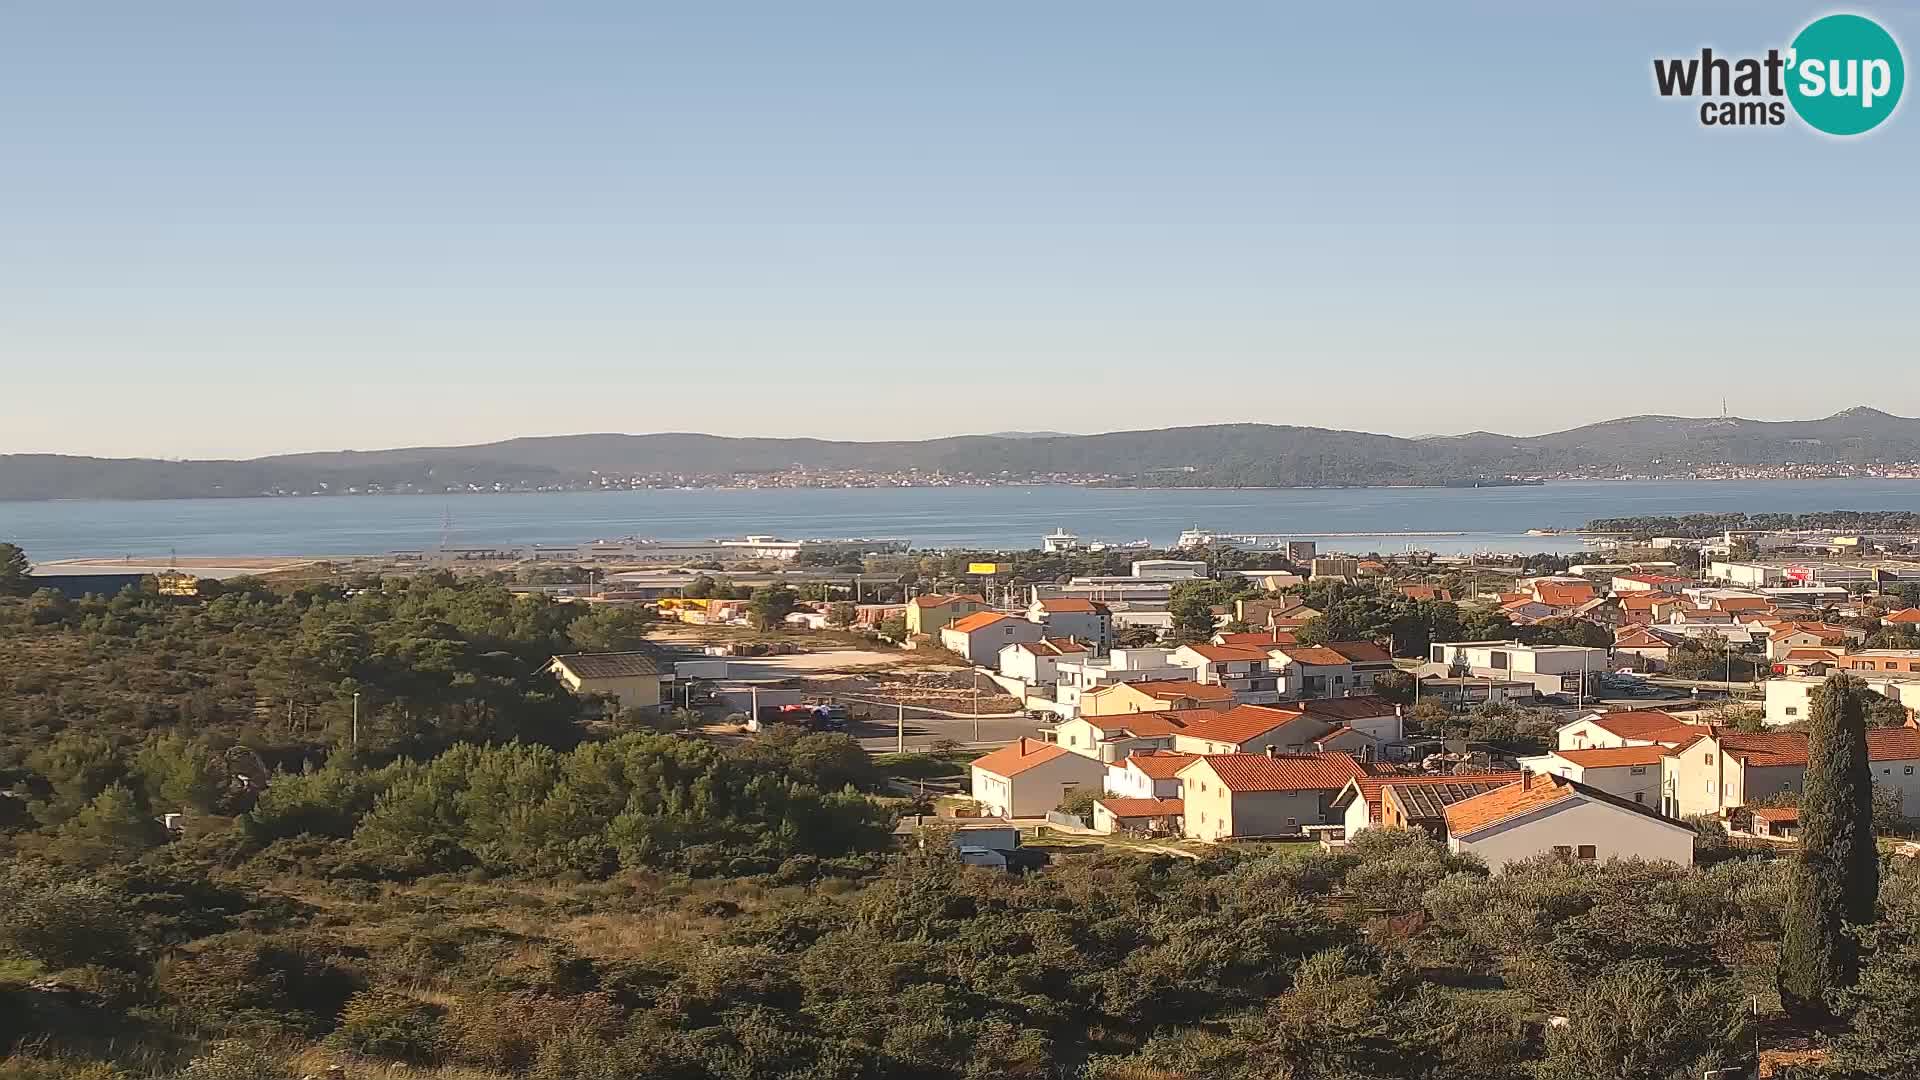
[328,989,443,1063]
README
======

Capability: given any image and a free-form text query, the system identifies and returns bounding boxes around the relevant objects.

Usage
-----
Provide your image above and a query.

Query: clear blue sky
[3,2,1915,458]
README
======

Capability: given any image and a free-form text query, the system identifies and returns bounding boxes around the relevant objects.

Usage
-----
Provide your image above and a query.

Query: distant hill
[3,408,1918,500]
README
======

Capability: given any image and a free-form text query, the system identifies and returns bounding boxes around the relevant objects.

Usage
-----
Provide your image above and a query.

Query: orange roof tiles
[1581,710,1700,743]
[1182,643,1277,663]
[1553,745,1670,768]
[1179,705,1311,746]
[1012,638,1088,657]
[1324,640,1393,664]
[970,737,1073,778]
[1186,752,1367,793]
[1278,646,1357,666]
[1126,680,1234,702]
[1887,608,1920,624]
[1750,806,1799,822]
[1614,628,1674,649]
[1097,796,1184,818]
[1112,750,1198,779]
[1443,771,1581,835]
[946,611,1013,634]
[1400,585,1453,602]
[1336,771,1526,824]
[1534,582,1597,607]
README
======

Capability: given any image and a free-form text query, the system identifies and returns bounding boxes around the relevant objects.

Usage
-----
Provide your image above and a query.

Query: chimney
[1265,744,1278,758]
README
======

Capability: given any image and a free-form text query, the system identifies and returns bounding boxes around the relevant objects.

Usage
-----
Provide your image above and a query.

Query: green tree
[1169,580,1230,643]
[565,605,654,652]
[0,541,31,596]
[1778,672,1879,1023]
[747,585,800,630]
[132,734,224,814]
[825,601,857,629]
[60,783,167,864]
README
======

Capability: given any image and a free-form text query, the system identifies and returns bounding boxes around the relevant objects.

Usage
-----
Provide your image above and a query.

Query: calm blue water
[6,479,1920,561]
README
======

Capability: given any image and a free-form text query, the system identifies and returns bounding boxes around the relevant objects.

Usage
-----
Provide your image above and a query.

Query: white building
[940,612,1045,664]
[1128,559,1209,580]
[1426,641,1607,697]
[997,638,1090,687]
[969,738,1106,818]
[1516,746,1667,807]
[1764,674,1920,727]
[1443,772,1695,872]
[1054,648,1190,715]
[1027,598,1114,653]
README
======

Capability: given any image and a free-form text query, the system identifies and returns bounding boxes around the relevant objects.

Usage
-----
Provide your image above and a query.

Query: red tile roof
[1324,640,1394,664]
[1887,608,1920,624]
[1012,638,1089,657]
[1400,585,1453,602]
[1335,771,1526,824]
[1037,598,1108,614]
[1750,806,1799,823]
[1112,750,1198,779]
[1185,752,1368,793]
[1713,596,1775,612]
[1535,582,1597,607]
[1097,796,1184,818]
[970,737,1074,778]
[1580,710,1700,743]
[1218,630,1300,647]
[1182,643,1277,663]
[1552,745,1670,768]
[1443,771,1579,835]
[946,610,1013,634]
[1086,709,1213,738]
[1277,646,1358,667]
[1614,627,1675,649]
[1178,704,1311,746]
[1124,680,1234,703]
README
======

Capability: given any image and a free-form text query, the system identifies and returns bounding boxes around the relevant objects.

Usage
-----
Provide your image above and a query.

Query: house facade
[1177,753,1369,841]
[1080,679,1233,717]
[1444,772,1696,872]
[547,651,666,712]
[1516,746,1666,807]
[1028,598,1114,653]
[998,638,1089,687]
[969,737,1107,818]
[906,593,989,636]
[940,612,1045,664]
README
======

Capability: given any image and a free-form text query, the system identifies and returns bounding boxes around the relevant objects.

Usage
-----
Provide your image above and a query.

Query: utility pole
[351,691,360,750]
[973,669,981,744]
[897,700,905,754]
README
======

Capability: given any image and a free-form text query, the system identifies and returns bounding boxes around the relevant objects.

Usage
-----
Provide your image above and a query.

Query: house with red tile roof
[1332,771,1526,836]
[1885,608,1920,626]
[997,637,1089,686]
[1080,679,1233,717]
[1662,725,1920,818]
[1517,744,1669,807]
[1026,597,1115,652]
[940,610,1045,663]
[1269,641,1396,699]
[1611,573,1694,595]
[1399,584,1453,603]
[969,737,1106,818]
[1177,752,1371,841]
[905,593,989,635]
[1172,704,1345,757]
[1443,771,1695,871]
[1170,643,1286,704]
[1529,579,1598,610]
[1613,626,1680,671]
[1103,749,1198,800]
[1092,796,1184,835]
[1052,709,1213,762]
[1555,709,1703,752]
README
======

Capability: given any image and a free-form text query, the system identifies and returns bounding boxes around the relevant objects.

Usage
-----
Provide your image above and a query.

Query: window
[1552,845,1572,857]
[1634,792,1645,803]
[1577,845,1597,861]
[1704,754,1714,765]
[1786,707,1799,717]
[1630,765,1647,775]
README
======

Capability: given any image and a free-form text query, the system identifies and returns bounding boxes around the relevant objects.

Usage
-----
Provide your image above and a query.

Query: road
[840,699,1049,753]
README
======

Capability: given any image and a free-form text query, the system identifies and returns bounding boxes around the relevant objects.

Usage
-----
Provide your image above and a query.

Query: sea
[7,479,1920,563]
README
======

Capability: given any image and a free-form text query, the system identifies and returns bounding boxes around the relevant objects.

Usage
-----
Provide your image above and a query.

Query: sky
[2,1,1917,458]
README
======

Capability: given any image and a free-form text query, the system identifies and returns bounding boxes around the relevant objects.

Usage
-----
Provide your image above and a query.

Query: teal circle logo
[1787,14,1904,135]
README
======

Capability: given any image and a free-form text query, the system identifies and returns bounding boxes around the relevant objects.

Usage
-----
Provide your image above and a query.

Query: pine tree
[0,542,30,597]
[1778,672,1879,1022]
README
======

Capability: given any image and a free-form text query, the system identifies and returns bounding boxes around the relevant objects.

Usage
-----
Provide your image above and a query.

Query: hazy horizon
[5,2,1917,458]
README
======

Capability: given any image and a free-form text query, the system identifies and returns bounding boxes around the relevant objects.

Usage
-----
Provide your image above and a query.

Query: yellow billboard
[968,562,1003,575]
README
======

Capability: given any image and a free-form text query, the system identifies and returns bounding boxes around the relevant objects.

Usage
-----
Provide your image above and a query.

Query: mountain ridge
[4,408,1918,500]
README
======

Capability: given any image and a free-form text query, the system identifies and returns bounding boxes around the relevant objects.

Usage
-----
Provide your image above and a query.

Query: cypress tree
[1777,672,1879,1022]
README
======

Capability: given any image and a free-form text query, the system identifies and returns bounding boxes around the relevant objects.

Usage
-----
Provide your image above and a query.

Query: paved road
[843,702,1049,753]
